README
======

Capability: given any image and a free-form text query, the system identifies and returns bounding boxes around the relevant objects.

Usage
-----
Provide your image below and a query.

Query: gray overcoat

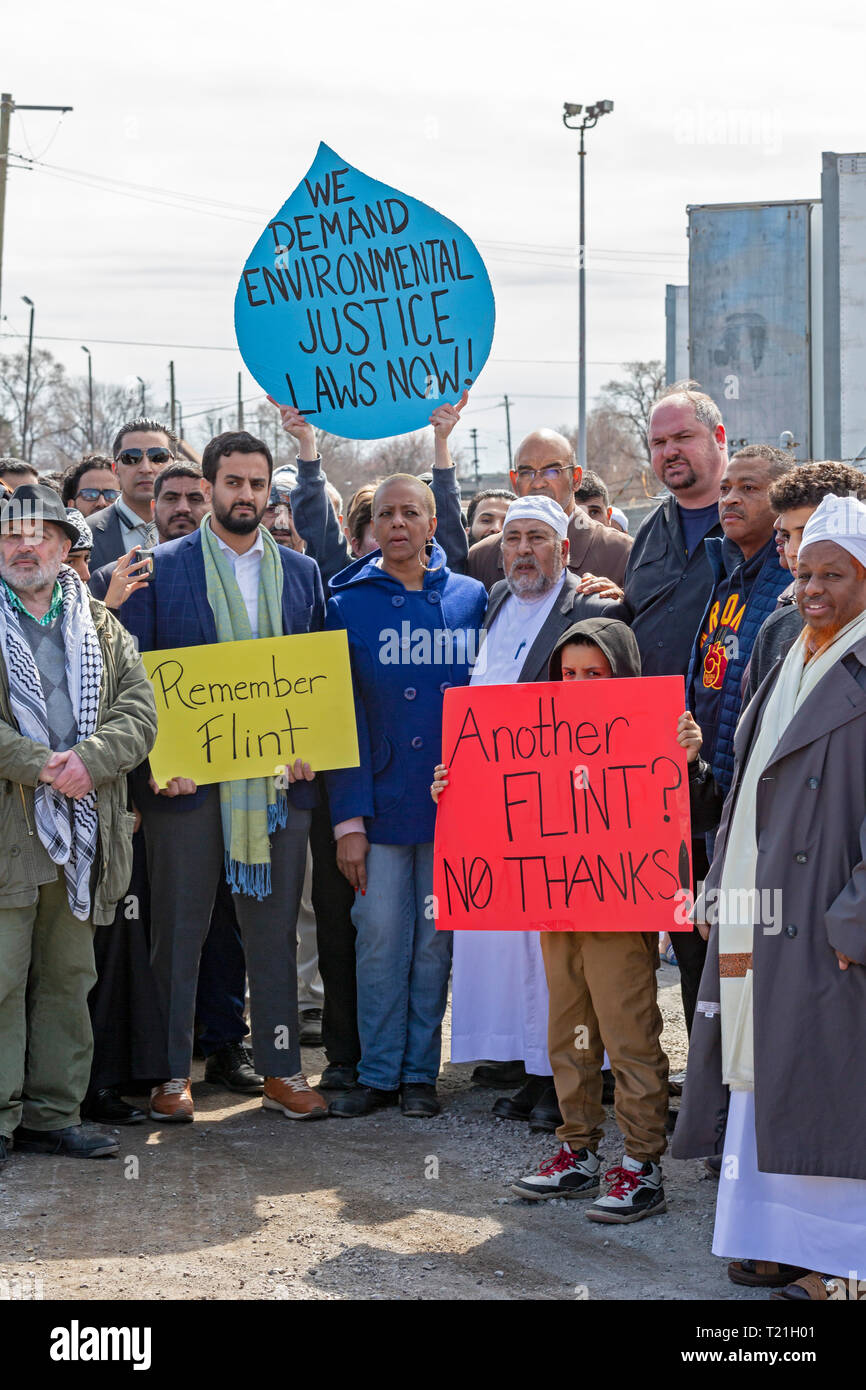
[672,634,866,1179]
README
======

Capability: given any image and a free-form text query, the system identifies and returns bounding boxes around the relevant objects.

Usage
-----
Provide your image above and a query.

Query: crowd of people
[1,379,864,1301]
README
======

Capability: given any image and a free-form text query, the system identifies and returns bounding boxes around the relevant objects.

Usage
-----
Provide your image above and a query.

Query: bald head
[511,430,580,515]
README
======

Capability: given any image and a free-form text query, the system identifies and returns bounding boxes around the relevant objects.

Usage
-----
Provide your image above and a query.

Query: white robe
[713,1091,866,1278]
[449,580,567,1075]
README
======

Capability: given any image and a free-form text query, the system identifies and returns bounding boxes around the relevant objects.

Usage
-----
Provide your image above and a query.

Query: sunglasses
[76,487,120,502]
[117,447,173,466]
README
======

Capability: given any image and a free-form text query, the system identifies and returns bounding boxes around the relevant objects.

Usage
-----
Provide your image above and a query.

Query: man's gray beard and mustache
[505,551,563,597]
[0,553,62,592]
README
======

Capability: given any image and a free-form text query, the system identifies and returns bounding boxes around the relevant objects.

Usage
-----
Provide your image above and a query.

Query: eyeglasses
[76,487,120,502]
[514,464,572,483]
[117,448,173,466]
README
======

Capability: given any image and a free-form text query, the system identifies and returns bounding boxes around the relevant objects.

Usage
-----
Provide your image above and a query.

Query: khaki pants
[540,931,668,1163]
[0,872,97,1136]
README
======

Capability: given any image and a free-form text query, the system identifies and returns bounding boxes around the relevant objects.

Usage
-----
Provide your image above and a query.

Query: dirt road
[0,963,762,1302]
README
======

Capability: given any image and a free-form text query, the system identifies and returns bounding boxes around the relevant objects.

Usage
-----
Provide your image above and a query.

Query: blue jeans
[351,842,452,1090]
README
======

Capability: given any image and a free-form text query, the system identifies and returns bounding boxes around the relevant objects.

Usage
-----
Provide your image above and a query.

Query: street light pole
[21,294,34,459]
[563,100,614,473]
[0,94,72,323]
[81,344,93,448]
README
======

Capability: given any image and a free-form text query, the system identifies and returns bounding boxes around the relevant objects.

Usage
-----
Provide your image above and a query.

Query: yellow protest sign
[142,630,359,788]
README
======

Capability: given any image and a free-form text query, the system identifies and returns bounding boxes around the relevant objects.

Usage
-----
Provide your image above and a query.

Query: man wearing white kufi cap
[446,495,628,1130]
[673,492,866,1300]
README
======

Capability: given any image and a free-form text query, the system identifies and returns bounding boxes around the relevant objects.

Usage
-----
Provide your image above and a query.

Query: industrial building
[665,151,866,464]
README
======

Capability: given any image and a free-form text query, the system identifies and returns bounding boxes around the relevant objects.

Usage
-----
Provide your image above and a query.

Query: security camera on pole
[562,100,614,473]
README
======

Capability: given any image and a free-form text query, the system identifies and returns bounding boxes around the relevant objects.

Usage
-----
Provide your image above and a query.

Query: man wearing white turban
[437,497,628,1130]
[673,493,866,1300]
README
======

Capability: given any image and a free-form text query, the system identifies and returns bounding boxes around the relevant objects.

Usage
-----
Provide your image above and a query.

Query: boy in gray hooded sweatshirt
[510,617,697,1222]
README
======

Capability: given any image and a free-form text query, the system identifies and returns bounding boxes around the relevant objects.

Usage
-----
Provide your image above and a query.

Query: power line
[9,152,688,269]
[0,332,631,367]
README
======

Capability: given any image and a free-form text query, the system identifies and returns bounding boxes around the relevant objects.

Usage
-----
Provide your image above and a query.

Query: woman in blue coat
[325,473,488,1118]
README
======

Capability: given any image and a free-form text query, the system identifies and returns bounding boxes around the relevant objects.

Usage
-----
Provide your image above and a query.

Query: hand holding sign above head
[429,389,469,441]
[267,396,317,462]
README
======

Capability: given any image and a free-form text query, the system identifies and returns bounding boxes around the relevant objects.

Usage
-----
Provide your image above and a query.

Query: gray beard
[505,554,562,598]
[0,556,61,592]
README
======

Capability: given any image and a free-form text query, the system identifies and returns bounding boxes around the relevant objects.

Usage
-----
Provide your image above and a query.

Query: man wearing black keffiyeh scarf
[0,486,157,1167]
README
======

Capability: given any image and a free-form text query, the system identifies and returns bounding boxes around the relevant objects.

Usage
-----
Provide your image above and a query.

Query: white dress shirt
[116,498,157,550]
[471,573,565,687]
[213,527,265,637]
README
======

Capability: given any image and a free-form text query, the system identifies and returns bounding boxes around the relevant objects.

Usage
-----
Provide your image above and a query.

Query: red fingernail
[361,889,366,896]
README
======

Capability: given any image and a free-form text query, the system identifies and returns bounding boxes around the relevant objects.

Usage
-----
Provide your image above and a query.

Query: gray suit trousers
[142,787,308,1078]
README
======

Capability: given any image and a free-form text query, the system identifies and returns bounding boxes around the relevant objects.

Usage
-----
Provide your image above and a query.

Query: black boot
[401,1084,440,1118]
[471,1061,527,1088]
[82,1087,145,1126]
[14,1124,119,1159]
[204,1042,263,1093]
[492,1074,548,1121]
[329,1085,400,1118]
[318,1063,358,1091]
[528,1084,562,1133]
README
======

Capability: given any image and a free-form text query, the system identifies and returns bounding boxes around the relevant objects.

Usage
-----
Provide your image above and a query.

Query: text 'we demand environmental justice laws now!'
[234,143,495,439]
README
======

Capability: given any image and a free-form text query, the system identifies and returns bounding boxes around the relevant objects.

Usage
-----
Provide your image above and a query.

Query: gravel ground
[0,961,767,1302]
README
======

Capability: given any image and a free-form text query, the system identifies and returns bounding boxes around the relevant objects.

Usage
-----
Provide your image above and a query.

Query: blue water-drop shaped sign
[234,142,495,440]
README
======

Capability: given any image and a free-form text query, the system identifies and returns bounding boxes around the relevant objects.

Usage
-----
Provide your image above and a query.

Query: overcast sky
[3,0,864,472]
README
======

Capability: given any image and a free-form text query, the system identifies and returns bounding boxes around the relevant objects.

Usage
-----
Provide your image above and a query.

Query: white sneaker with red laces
[511,1143,601,1200]
[586,1155,666,1223]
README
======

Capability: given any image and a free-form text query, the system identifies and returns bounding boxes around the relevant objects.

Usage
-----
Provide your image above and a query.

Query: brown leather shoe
[728,1259,808,1288]
[263,1074,328,1120]
[772,1270,866,1301]
[149,1078,194,1123]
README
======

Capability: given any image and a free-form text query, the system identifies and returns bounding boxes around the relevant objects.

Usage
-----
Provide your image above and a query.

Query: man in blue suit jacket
[122,430,329,1126]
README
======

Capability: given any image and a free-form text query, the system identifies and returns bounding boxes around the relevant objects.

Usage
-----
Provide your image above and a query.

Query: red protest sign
[433,676,692,932]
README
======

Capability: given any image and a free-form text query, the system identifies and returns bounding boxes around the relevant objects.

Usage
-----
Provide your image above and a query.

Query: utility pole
[0,93,73,323]
[81,345,93,448]
[470,427,480,487]
[177,401,183,442]
[502,395,513,466]
[563,100,614,472]
[136,376,146,415]
[21,295,34,459]
[237,372,244,429]
[169,360,176,433]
